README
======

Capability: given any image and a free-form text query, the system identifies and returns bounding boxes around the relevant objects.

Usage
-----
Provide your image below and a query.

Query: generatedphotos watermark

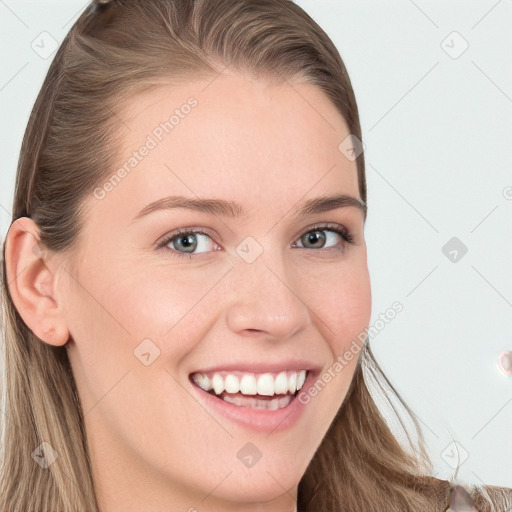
[93,97,198,200]
[298,301,403,405]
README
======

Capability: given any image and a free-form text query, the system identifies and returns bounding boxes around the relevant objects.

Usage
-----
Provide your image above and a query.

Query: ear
[4,217,69,347]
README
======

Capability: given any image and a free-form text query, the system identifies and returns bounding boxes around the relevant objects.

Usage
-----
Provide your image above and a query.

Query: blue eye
[156,223,354,259]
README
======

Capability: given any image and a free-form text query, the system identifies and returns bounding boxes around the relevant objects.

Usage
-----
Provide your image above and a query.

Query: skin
[6,71,371,512]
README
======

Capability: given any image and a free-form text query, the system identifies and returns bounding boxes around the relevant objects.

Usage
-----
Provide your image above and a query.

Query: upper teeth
[192,370,307,396]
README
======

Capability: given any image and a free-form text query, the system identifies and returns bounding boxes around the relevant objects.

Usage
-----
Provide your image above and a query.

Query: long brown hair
[1,1,510,510]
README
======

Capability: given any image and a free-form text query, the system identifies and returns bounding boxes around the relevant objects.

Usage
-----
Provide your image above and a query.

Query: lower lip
[189,372,316,434]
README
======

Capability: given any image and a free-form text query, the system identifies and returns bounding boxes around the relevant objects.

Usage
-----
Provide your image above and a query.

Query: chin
[216,462,303,502]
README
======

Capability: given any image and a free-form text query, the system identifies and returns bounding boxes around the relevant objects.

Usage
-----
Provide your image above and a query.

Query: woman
[1,0,510,510]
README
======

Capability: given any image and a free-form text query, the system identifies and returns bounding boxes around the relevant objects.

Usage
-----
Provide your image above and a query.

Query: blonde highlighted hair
[1,1,510,510]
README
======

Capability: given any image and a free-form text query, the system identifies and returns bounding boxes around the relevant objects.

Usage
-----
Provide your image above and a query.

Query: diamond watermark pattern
[237,442,263,468]
[338,134,365,161]
[442,237,468,263]
[236,236,263,264]
[31,32,59,59]
[441,441,469,469]
[441,31,469,59]
[32,241,48,260]
[31,441,58,469]
[134,338,161,366]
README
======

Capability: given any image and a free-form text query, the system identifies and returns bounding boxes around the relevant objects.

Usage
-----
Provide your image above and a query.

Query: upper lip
[189,360,322,375]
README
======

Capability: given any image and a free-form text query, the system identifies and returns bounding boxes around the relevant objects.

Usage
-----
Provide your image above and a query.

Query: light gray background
[1,0,511,488]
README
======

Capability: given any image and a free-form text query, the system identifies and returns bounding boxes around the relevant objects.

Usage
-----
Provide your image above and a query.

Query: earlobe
[4,217,70,347]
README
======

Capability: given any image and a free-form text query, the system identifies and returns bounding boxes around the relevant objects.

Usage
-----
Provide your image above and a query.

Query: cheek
[118,253,372,365]
[337,271,372,353]
[302,257,372,353]
[300,264,370,430]
[116,262,230,346]
[67,260,231,409]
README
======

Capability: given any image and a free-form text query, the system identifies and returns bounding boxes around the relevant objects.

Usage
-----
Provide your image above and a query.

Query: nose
[224,250,312,341]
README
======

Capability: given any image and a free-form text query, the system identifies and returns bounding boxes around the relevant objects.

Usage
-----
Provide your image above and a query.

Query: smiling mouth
[211,390,297,410]
[190,370,308,411]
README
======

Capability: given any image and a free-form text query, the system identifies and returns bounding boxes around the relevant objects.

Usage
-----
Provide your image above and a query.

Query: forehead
[92,72,361,222]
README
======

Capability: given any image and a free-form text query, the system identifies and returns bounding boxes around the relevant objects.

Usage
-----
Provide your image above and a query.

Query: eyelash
[155,223,355,259]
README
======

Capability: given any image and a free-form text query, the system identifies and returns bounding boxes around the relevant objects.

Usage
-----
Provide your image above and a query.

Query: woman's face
[57,72,371,511]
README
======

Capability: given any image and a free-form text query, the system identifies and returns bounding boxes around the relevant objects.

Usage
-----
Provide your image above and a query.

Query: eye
[156,228,218,259]
[293,223,354,252]
[156,223,355,259]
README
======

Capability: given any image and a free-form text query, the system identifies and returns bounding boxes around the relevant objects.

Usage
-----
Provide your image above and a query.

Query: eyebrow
[131,193,367,222]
